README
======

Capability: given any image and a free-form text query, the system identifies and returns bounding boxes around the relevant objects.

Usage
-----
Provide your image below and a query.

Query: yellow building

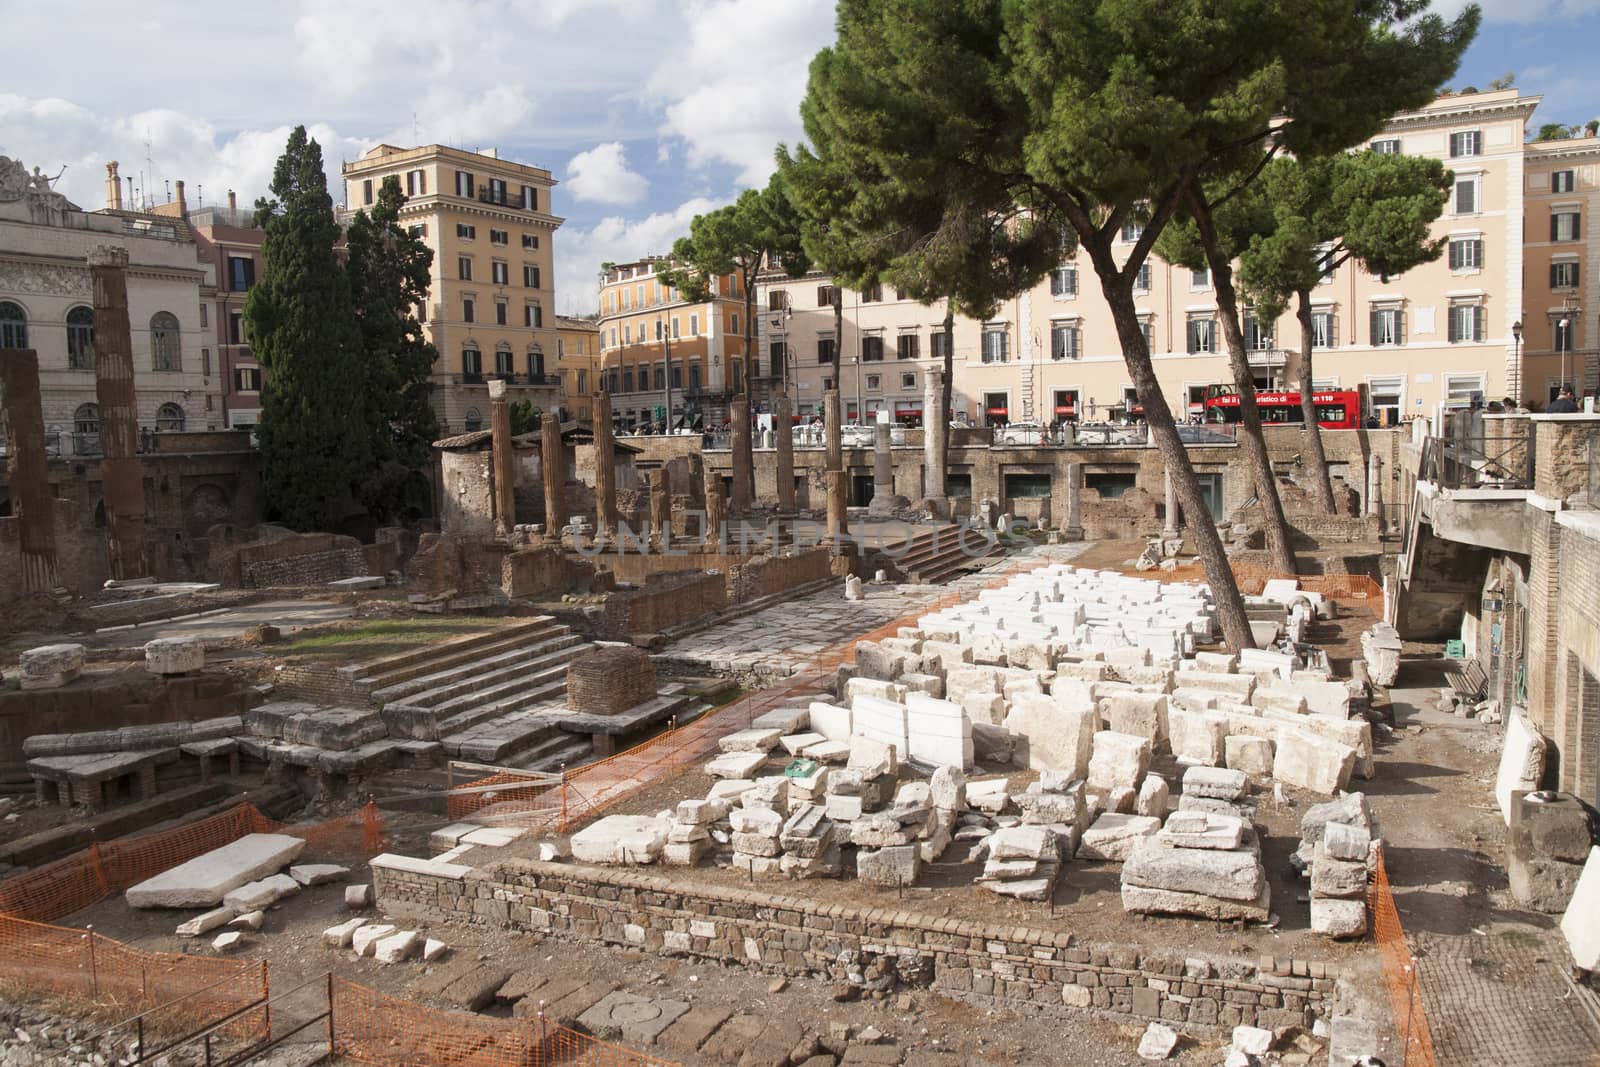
[554,315,601,422]
[1522,135,1599,402]
[595,258,750,431]
[340,144,563,433]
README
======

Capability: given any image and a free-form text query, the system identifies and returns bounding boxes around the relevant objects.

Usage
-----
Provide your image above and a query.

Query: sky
[3,0,1597,317]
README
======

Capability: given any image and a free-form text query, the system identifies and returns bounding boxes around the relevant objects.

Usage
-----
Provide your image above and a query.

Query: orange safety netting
[0,800,386,925]
[1146,560,1386,619]
[1369,847,1436,1067]
[331,975,679,1067]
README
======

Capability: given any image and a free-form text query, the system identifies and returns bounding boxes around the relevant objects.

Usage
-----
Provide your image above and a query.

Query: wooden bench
[1445,659,1488,703]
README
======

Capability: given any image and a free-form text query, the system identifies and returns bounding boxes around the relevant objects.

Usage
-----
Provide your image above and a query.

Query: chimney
[175,180,188,217]
[105,161,123,210]
[228,189,237,212]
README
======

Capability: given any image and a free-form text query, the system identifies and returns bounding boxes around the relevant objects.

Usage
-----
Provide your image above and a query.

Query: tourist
[1547,386,1579,414]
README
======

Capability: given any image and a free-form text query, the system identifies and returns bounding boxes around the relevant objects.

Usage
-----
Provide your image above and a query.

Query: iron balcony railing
[1419,435,1534,491]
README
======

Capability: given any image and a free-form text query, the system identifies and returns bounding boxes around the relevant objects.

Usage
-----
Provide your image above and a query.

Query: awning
[894,408,923,416]
[986,406,1009,415]
[1053,405,1075,415]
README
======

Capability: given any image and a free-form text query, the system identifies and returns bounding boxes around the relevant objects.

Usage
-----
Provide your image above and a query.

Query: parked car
[995,421,1047,446]
[840,424,876,447]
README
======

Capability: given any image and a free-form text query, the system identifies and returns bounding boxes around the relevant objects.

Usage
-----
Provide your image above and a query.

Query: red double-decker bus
[1203,384,1366,429]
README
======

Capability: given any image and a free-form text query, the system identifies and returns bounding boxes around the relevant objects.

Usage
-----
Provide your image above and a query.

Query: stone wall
[601,571,728,638]
[373,857,1335,1033]
[235,532,367,588]
[726,547,834,603]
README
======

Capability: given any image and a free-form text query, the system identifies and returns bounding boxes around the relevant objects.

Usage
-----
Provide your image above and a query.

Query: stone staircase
[879,525,1004,584]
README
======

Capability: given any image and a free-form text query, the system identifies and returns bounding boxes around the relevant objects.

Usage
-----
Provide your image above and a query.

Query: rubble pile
[1295,792,1380,938]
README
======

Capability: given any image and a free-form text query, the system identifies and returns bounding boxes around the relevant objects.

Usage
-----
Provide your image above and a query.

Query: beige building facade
[762,88,1570,432]
[340,144,563,435]
[555,315,600,422]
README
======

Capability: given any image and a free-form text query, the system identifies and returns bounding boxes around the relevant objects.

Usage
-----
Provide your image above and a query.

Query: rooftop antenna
[143,132,156,210]
[196,184,203,208]
[412,111,419,145]
[164,179,171,204]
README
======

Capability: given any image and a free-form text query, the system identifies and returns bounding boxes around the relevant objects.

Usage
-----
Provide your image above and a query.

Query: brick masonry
[373,858,1336,1033]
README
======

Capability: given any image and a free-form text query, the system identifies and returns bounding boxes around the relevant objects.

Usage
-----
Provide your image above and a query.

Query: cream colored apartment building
[762,88,1573,430]
[595,258,750,430]
[340,144,563,434]
[554,314,600,422]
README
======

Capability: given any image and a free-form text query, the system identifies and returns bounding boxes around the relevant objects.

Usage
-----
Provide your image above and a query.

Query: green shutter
[1369,308,1381,345]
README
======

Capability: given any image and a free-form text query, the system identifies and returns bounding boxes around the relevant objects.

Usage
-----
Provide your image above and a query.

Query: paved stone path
[90,599,353,645]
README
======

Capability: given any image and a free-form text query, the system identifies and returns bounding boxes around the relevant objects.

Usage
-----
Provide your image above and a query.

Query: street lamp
[1560,316,1572,397]
[660,316,673,433]
[1511,320,1522,404]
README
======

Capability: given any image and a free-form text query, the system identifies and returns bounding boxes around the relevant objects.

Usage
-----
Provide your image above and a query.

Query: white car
[840,424,876,447]
[995,422,1047,446]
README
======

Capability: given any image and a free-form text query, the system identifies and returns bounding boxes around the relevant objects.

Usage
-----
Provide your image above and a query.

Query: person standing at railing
[1547,386,1579,413]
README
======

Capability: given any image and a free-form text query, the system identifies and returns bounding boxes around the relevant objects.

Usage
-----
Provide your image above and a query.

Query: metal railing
[1419,434,1534,490]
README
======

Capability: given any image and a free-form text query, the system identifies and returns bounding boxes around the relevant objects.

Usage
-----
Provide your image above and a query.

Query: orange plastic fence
[331,975,679,1067]
[1146,561,1386,619]
[1368,847,1436,1067]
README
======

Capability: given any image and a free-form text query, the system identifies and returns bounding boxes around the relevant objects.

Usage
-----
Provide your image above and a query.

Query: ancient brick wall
[726,547,833,603]
[566,647,657,715]
[374,859,1335,1034]
[601,571,728,638]
[236,532,367,588]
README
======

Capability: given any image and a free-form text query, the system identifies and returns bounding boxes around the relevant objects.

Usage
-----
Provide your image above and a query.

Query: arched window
[74,403,99,435]
[156,403,186,431]
[66,306,95,369]
[150,311,181,370]
[463,407,483,432]
[494,343,514,378]
[528,344,546,381]
[0,301,27,349]
[462,345,482,381]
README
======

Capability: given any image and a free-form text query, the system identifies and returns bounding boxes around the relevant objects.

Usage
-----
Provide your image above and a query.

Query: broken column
[0,349,60,591]
[1162,467,1180,539]
[869,421,895,515]
[775,390,796,512]
[703,463,725,547]
[730,399,753,514]
[592,391,618,535]
[540,412,565,532]
[923,369,947,517]
[1061,462,1084,541]
[488,379,516,539]
[824,388,842,472]
[1367,452,1384,528]
[89,246,147,580]
[828,469,850,543]
[649,470,671,546]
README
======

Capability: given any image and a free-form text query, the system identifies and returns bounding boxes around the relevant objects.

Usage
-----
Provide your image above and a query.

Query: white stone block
[144,636,205,675]
[1087,731,1150,792]
[373,929,421,963]
[222,873,300,912]
[126,834,307,909]
[1078,813,1161,862]
[176,906,238,937]
[808,701,853,742]
[1560,847,1600,970]
[18,644,85,689]
[351,924,396,956]
[1273,730,1356,795]
[569,814,668,864]
[717,728,783,754]
[1005,693,1094,778]
[1224,734,1274,777]
[1496,712,1547,825]
[1135,774,1169,818]
[289,864,349,887]
[211,931,245,953]
[704,750,767,779]
[323,917,367,948]
[423,938,449,962]
[345,884,373,908]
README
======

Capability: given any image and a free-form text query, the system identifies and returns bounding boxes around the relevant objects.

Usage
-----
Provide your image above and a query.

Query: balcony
[449,372,556,389]
[1412,434,1534,556]
[1246,348,1290,370]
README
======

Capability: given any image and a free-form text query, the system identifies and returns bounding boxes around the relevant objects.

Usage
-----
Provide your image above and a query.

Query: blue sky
[2,0,1595,315]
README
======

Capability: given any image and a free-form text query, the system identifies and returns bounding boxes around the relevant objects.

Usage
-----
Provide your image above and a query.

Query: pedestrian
[1547,385,1579,414]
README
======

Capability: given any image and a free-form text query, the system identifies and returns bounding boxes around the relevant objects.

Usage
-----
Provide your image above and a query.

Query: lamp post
[1560,316,1571,397]
[1511,320,1522,404]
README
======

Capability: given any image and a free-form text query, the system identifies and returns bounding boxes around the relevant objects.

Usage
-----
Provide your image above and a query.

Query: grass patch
[280,618,499,658]
[1499,929,1544,950]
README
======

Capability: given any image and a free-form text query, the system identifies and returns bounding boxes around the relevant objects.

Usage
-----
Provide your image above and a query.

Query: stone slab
[289,864,349,886]
[1078,813,1161,862]
[705,751,768,779]
[1561,846,1600,969]
[1121,881,1272,922]
[126,833,307,909]
[578,992,691,1045]
[1122,841,1265,901]
[1496,712,1548,825]
[222,873,301,912]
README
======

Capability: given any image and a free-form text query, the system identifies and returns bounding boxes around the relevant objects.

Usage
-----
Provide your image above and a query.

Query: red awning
[986,406,1009,415]
[1053,405,1075,415]
[895,408,923,416]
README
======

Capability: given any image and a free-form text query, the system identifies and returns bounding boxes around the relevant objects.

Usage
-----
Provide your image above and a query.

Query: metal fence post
[85,929,98,998]
[325,972,336,1055]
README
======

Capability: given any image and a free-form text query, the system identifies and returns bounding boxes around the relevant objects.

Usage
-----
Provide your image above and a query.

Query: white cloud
[565,142,650,204]
[555,197,727,315]
[648,0,836,184]
[1433,0,1600,20]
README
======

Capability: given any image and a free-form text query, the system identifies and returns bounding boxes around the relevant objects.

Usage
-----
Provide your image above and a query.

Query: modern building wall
[340,144,563,435]
[555,315,601,422]
[188,202,266,429]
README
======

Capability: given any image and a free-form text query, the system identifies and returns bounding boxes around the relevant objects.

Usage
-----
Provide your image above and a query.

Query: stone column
[592,392,618,536]
[730,399,753,514]
[649,470,672,546]
[0,350,60,591]
[1064,461,1085,541]
[703,463,725,548]
[775,391,796,513]
[488,379,516,539]
[541,412,565,533]
[1162,467,1180,538]
[922,370,947,517]
[827,470,850,542]
[869,422,895,515]
[1367,452,1384,528]
[89,247,147,579]
[824,388,843,472]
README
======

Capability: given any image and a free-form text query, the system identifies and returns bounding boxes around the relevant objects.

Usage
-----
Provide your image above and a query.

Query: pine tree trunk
[1089,253,1256,650]
[1296,290,1337,513]
[941,308,954,476]
[1190,195,1297,574]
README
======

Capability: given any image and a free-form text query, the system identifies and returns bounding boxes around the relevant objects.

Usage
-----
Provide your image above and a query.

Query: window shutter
[1447,308,1460,344]
[1369,308,1380,345]
[1551,263,1561,289]
[1552,214,1560,242]
[1396,310,1406,346]
[1475,307,1486,343]
[1448,242,1459,270]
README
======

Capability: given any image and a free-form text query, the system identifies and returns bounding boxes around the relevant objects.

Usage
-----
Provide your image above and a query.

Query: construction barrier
[1369,847,1436,1067]
[1144,560,1386,619]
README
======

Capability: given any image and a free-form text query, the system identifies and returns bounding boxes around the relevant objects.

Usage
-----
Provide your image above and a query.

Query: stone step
[370,632,584,706]
[429,673,573,740]
[346,618,561,693]
[515,734,595,773]
[417,642,589,717]
[443,710,568,763]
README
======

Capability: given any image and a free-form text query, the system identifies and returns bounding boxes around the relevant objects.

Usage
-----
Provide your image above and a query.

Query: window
[1552,261,1580,290]
[689,314,699,336]
[636,284,645,306]
[156,403,185,432]
[495,348,514,377]
[1005,473,1053,498]
[362,179,373,205]
[491,261,509,285]
[1133,262,1152,293]
[1553,315,1576,353]
[818,337,837,364]
[228,255,254,292]
[66,306,94,369]
[1367,377,1402,426]
[768,290,787,311]
[577,369,587,393]
[455,170,475,198]
[458,256,473,281]
[901,372,916,389]
[1139,319,1153,351]
[930,330,951,362]
[521,234,539,249]
[201,348,211,376]
[1447,237,1482,271]
[1186,315,1216,354]
[495,301,508,326]
[1051,321,1080,360]
[1449,130,1481,157]
[1553,170,1576,194]
[1444,373,1485,406]
[490,229,508,245]
[521,185,538,211]
[234,366,262,392]
[896,333,919,360]
[730,312,739,335]
[456,223,476,239]
[1453,178,1478,215]
[462,298,475,323]
[1371,137,1401,154]
[1314,244,1337,283]
[228,310,244,345]
[1,301,29,349]
[150,312,181,370]
[464,407,483,431]
[622,366,634,392]
[408,224,427,238]
[861,284,883,303]
[981,328,1009,363]
[462,347,482,379]
[622,288,630,309]
[1050,265,1078,297]
[729,275,740,297]
[1447,302,1485,343]
[1370,306,1404,346]
[866,374,881,391]
[624,324,633,345]
[689,363,702,392]
[671,316,680,339]
[817,284,835,307]
[1311,311,1335,349]
[670,362,682,389]
[74,403,99,436]
[1120,220,1144,243]
[1552,210,1581,242]
[405,169,426,196]
[862,335,885,361]
[1190,266,1210,289]
[768,340,785,378]
[1243,313,1273,351]
[486,178,508,204]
